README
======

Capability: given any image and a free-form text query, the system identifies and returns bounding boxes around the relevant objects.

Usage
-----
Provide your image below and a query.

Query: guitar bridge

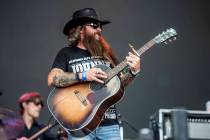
[74,90,88,106]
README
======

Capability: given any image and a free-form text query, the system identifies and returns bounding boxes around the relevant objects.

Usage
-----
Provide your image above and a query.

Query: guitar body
[47,65,124,137]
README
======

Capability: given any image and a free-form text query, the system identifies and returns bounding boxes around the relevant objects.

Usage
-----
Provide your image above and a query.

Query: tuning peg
[164,41,167,44]
[173,37,177,40]
[169,39,172,42]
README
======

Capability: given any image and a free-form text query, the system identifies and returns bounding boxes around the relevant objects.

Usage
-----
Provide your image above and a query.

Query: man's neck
[22,113,34,129]
[77,42,87,50]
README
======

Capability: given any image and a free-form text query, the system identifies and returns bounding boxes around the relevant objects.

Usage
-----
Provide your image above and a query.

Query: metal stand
[117,114,124,140]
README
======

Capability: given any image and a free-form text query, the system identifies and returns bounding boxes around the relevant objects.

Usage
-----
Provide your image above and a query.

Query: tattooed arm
[48,68,78,87]
[47,67,108,87]
[120,70,136,88]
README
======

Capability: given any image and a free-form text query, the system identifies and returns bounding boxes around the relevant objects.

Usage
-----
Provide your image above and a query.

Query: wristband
[82,71,87,81]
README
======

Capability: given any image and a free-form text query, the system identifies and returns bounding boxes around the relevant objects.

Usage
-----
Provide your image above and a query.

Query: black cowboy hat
[63,8,110,35]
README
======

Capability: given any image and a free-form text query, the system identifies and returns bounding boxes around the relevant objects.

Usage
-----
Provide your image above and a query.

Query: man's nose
[96,27,102,32]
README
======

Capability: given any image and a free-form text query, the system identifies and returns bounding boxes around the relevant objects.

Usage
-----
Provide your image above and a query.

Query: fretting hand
[126,52,141,75]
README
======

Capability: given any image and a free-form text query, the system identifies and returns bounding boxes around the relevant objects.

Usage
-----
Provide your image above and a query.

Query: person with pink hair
[17,92,56,140]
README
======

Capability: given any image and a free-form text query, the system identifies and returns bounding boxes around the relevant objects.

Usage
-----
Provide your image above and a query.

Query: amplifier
[150,109,210,140]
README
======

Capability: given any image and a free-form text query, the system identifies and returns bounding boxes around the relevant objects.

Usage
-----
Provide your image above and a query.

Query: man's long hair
[67,26,118,67]
[67,26,82,47]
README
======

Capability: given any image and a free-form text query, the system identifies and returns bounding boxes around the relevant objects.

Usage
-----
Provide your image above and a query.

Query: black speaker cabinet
[150,109,210,140]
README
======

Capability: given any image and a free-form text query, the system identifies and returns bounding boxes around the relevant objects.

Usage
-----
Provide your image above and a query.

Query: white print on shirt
[68,56,102,64]
[104,105,117,119]
[69,56,110,73]
[104,113,117,119]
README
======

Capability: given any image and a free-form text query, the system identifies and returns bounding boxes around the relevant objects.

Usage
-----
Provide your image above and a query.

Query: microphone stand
[117,114,124,140]
[117,113,139,140]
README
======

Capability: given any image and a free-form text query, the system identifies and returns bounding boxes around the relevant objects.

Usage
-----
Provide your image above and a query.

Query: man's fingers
[95,68,106,75]
[94,77,105,84]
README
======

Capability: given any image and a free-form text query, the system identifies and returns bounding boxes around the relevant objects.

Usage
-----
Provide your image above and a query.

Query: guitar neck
[137,39,156,56]
[107,39,156,80]
[28,123,58,140]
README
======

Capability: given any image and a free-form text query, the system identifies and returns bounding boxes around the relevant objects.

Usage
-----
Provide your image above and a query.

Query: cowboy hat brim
[63,17,110,35]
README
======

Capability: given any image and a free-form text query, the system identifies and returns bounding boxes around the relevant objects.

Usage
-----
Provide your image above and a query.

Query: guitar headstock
[154,28,177,44]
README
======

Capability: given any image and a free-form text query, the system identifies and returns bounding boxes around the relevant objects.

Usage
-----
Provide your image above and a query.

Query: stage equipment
[150,109,210,140]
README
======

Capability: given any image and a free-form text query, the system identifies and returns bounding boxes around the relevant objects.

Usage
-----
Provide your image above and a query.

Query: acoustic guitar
[47,28,177,137]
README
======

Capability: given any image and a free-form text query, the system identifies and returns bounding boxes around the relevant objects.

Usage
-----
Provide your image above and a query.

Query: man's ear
[80,28,84,34]
[79,26,85,33]
[22,102,27,109]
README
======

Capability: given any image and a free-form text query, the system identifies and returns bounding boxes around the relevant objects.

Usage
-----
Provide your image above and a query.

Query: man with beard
[47,8,141,140]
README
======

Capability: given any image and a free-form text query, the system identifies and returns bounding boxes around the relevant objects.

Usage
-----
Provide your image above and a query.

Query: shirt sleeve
[51,48,67,72]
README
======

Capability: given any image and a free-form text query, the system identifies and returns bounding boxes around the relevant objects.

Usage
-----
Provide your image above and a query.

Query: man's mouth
[94,33,101,40]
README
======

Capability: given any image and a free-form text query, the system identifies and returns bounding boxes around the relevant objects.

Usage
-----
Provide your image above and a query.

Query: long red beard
[83,33,118,66]
[83,33,103,56]
[99,36,118,66]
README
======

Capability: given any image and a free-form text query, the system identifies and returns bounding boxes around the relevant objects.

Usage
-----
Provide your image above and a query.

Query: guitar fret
[107,60,127,80]
[138,40,155,55]
[107,39,156,81]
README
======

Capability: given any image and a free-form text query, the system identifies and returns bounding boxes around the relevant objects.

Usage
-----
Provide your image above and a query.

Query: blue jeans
[68,125,121,140]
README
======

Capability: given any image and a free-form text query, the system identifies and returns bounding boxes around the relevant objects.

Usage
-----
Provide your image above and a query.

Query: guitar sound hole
[90,82,105,91]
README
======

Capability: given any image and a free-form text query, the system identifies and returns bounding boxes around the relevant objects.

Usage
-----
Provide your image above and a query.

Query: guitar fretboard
[107,39,156,80]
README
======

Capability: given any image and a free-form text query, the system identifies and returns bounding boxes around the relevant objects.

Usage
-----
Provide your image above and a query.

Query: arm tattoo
[52,73,77,87]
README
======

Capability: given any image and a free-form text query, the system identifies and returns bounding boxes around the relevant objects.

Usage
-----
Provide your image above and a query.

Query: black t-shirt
[21,122,57,140]
[52,46,118,125]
